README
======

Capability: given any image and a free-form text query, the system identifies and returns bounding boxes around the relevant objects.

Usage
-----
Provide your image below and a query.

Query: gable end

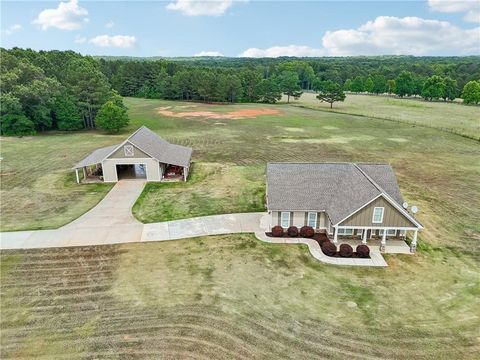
[339,195,417,228]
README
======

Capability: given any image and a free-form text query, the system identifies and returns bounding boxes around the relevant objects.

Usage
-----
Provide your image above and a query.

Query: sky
[1,0,479,57]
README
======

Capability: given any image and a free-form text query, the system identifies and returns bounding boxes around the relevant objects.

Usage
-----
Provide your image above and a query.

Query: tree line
[1,48,479,136]
[1,48,129,136]
[101,56,480,105]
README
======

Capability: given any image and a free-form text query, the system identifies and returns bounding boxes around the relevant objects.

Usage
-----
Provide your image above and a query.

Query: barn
[73,126,192,183]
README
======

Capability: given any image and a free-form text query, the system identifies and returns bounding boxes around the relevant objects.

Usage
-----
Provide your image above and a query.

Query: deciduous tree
[95,101,129,133]
[461,80,480,104]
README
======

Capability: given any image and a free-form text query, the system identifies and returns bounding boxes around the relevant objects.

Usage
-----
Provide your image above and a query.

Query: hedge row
[321,242,370,258]
[271,226,316,238]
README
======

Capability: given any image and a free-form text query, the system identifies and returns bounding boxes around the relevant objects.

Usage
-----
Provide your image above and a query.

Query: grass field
[285,93,480,140]
[133,162,265,223]
[1,95,479,357]
[1,235,479,359]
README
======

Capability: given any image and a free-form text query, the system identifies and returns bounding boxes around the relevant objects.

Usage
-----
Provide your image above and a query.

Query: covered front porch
[331,226,419,253]
[74,163,104,184]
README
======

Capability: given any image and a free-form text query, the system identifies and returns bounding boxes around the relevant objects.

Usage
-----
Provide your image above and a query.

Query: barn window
[124,145,134,157]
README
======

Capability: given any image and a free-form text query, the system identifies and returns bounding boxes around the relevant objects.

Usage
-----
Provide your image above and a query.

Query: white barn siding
[102,158,161,182]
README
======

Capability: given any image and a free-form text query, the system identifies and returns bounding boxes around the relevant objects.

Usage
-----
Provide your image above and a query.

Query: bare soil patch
[156,106,281,119]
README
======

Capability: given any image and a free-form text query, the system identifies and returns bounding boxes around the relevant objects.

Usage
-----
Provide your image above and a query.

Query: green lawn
[133,162,265,223]
[1,96,479,358]
[285,92,480,140]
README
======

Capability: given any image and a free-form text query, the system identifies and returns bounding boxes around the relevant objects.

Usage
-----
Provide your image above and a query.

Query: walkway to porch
[339,238,411,254]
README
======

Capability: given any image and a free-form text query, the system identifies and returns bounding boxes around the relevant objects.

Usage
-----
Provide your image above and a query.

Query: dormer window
[124,145,134,157]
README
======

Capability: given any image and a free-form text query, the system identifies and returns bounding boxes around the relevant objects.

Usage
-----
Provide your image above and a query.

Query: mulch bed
[265,232,370,259]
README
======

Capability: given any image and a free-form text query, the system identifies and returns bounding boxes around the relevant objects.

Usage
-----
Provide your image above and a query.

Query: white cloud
[239,16,479,57]
[3,24,23,35]
[240,45,325,57]
[33,0,89,30]
[194,50,224,56]
[428,0,479,23]
[322,16,480,55]
[105,20,115,28]
[166,0,240,16]
[74,35,86,44]
[89,35,137,48]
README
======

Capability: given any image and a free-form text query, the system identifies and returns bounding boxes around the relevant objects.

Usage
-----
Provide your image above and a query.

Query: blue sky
[1,1,479,57]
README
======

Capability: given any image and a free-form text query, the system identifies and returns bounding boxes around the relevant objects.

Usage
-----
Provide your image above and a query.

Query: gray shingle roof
[73,126,192,169]
[266,162,406,225]
[74,144,119,169]
[127,126,192,167]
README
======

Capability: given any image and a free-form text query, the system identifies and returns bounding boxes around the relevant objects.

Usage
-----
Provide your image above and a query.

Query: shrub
[287,226,298,237]
[271,226,284,237]
[321,241,337,256]
[339,244,353,257]
[356,244,370,258]
[1,114,36,136]
[300,226,314,238]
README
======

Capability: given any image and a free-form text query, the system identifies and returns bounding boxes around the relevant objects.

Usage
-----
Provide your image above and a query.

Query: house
[73,126,192,183]
[266,162,423,252]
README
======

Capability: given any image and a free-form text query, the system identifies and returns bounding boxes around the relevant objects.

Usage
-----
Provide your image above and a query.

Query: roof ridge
[353,163,386,194]
[126,126,147,141]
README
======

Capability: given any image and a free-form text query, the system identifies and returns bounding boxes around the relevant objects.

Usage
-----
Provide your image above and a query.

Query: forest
[1,47,480,135]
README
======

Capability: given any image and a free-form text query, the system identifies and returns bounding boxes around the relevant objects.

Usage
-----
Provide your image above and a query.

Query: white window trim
[307,212,317,228]
[280,212,290,228]
[372,207,384,223]
[338,228,354,235]
[380,229,396,236]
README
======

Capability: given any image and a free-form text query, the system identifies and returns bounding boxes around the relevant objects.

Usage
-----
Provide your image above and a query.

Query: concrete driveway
[0,180,267,249]
[142,212,268,242]
[1,180,146,249]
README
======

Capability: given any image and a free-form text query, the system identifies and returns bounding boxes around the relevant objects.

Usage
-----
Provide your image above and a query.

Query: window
[337,228,354,235]
[372,207,384,223]
[281,212,290,228]
[307,212,317,228]
[379,229,396,236]
[124,145,134,157]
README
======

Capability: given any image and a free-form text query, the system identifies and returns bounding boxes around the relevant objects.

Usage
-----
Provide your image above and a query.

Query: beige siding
[108,142,151,159]
[271,211,328,230]
[102,158,161,182]
[339,196,416,227]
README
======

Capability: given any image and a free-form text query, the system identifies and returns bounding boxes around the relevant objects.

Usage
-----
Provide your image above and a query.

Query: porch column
[83,167,87,180]
[75,168,80,184]
[362,229,367,244]
[410,230,418,253]
[380,230,387,252]
[333,227,338,245]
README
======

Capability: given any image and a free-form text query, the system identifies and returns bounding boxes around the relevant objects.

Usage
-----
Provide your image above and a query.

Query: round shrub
[356,244,370,258]
[300,226,315,238]
[271,226,284,237]
[339,244,353,258]
[321,241,337,256]
[287,226,299,237]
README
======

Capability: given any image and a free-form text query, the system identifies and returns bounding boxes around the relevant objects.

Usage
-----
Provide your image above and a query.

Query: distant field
[1,97,479,357]
[285,93,480,140]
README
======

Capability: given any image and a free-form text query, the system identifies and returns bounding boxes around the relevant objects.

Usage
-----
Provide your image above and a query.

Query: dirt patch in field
[156,106,281,120]
[388,137,408,143]
[281,135,375,144]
